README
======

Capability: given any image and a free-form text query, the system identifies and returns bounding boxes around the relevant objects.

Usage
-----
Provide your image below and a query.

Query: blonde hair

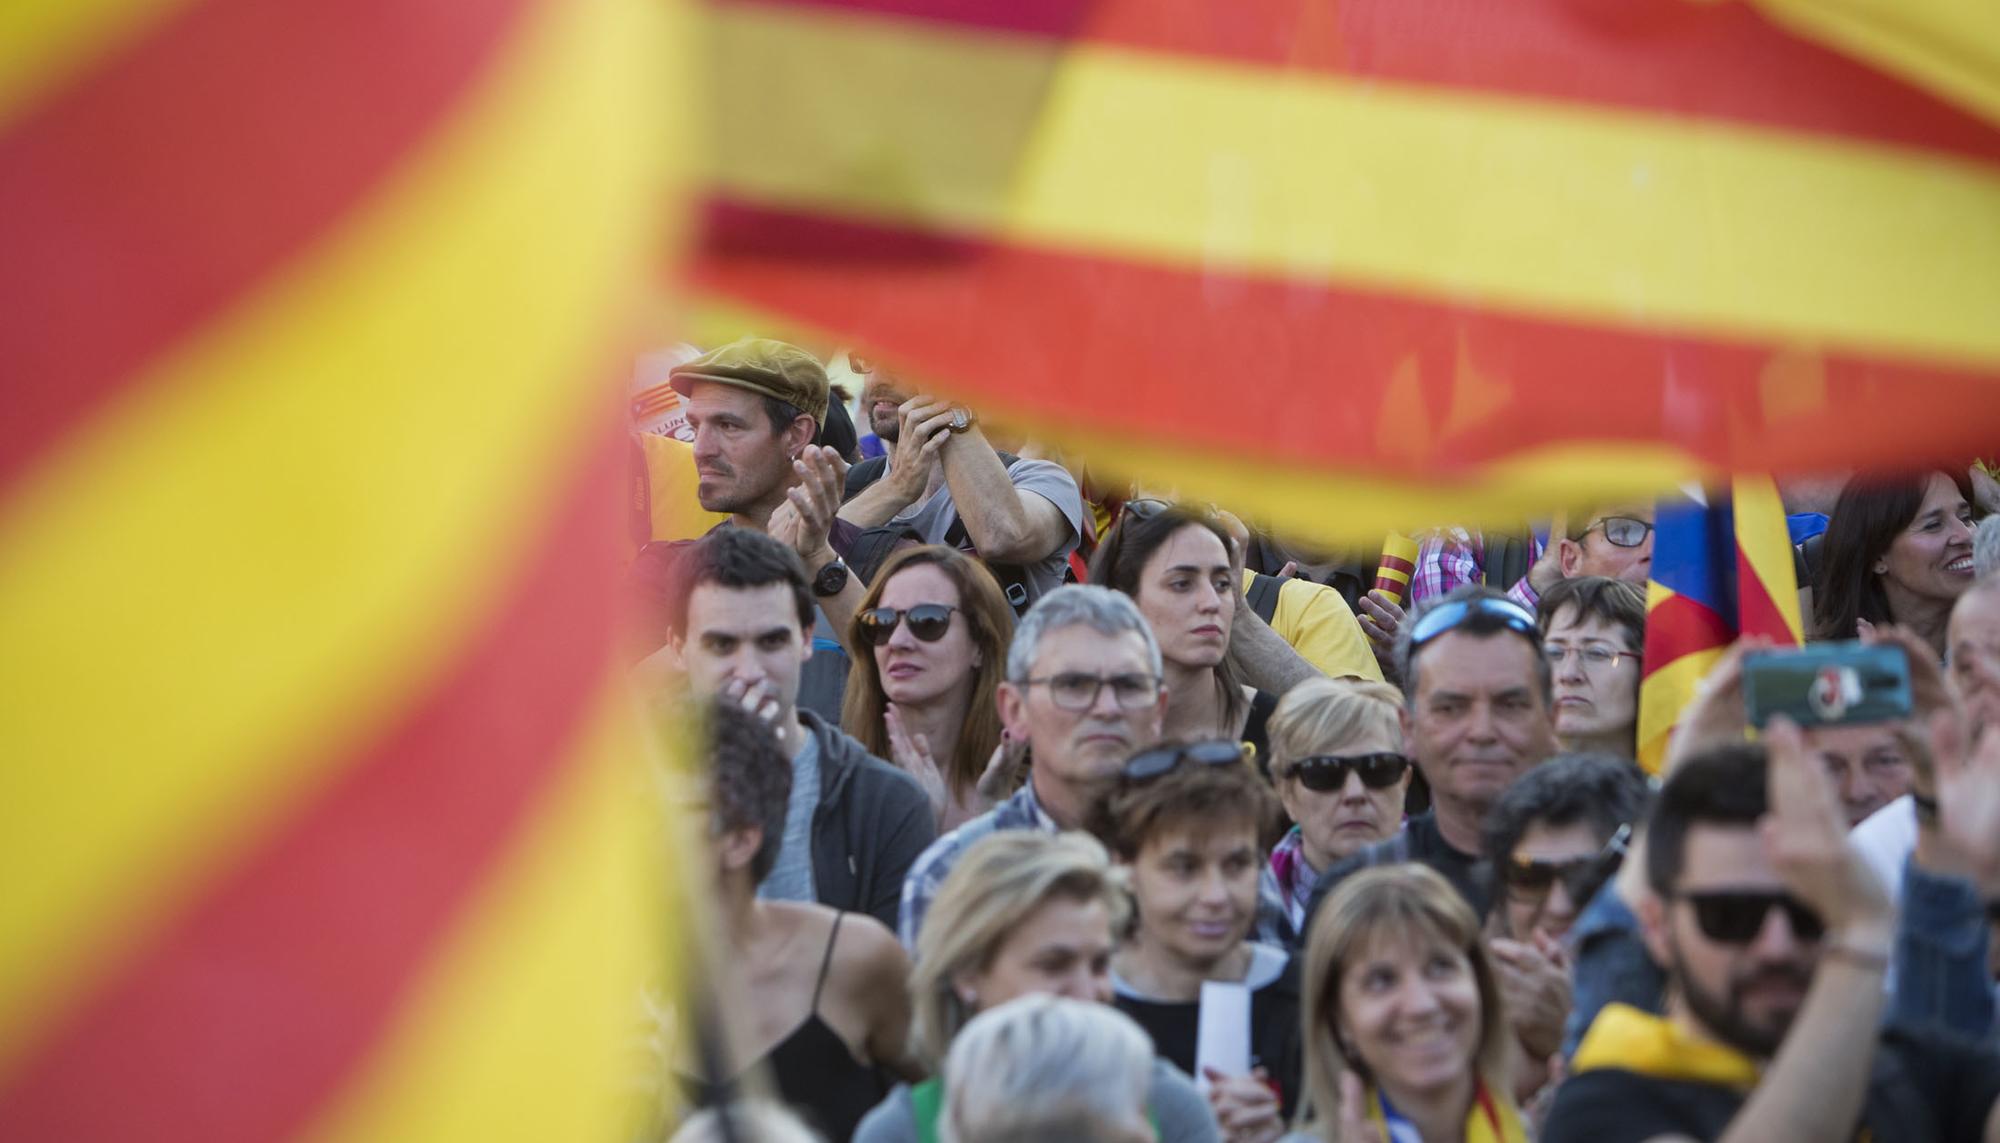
[1267,678,1404,779]
[939,995,1153,1143]
[911,832,1126,1069]
[1298,865,1511,1138]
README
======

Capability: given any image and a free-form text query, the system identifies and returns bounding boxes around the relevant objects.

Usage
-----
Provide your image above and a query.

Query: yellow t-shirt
[1241,570,1383,682]
[638,432,727,542]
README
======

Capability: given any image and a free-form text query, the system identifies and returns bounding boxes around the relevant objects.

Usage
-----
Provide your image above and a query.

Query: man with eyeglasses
[1544,731,2000,1143]
[660,526,935,933]
[1303,585,1562,926]
[897,585,1168,951]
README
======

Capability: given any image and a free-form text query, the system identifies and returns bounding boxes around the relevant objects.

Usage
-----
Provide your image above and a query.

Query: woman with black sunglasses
[841,545,1018,830]
[1092,740,1300,1143]
[1257,678,1412,947]
[1091,502,1277,762]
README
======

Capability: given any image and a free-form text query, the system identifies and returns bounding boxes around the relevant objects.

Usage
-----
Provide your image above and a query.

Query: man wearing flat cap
[671,337,867,662]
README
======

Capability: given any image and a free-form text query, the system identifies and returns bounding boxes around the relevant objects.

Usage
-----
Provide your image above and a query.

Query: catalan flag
[1636,477,1806,773]
[689,0,2000,544]
[0,0,672,1137]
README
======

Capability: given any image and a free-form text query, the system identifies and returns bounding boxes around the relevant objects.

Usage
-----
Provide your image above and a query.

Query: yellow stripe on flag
[1731,474,1807,643]
[708,3,2000,370]
[1756,0,2000,131]
[304,701,660,1142]
[0,0,658,1061]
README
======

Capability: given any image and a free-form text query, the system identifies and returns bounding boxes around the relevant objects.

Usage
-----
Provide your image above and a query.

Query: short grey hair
[939,995,1153,1143]
[1975,516,2000,581]
[1005,585,1162,684]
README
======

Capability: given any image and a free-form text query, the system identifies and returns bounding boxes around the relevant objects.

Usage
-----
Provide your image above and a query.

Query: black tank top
[685,913,884,1141]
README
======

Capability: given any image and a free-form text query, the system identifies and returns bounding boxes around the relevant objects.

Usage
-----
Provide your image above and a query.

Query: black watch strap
[812,558,850,598]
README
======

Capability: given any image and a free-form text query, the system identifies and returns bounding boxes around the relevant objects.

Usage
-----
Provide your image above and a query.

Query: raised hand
[884,703,948,818]
[974,733,1027,806]
[886,397,954,500]
[1488,937,1571,1060]
[1761,716,1893,938]
[767,444,844,563]
[1203,1068,1284,1143]
[1334,1071,1388,1143]
[1934,721,2000,886]
[1663,637,1769,772]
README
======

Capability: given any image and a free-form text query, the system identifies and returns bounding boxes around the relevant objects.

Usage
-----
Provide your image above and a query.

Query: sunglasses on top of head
[1407,596,1538,651]
[1286,752,1410,792]
[1121,740,1245,783]
[857,604,959,647]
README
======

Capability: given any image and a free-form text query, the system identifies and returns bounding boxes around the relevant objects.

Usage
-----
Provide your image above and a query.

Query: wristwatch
[812,557,850,598]
[947,407,976,434]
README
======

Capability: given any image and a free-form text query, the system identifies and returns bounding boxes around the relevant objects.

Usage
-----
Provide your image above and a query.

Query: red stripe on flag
[0,0,536,488]
[694,200,2000,479]
[1642,592,1736,676]
[735,0,2000,164]
[1379,555,1416,577]
[1735,546,1799,643]
[0,431,625,1142]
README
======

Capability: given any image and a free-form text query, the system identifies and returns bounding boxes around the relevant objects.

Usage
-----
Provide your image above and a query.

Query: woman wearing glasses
[842,545,1018,830]
[1094,740,1300,1142]
[1813,469,1979,659]
[1257,679,1412,946]
[1298,864,1528,1143]
[1535,577,1647,761]
[1091,502,1276,761]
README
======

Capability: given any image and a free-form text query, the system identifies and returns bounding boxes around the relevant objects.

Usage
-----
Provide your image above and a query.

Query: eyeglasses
[1680,890,1825,944]
[1287,752,1410,792]
[1022,671,1162,712]
[1122,740,1246,782]
[1504,824,1630,904]
[1543,642,1637,670]
[857,604,959,647]
[1582,515,1653,548]
[1408,596,1538,651]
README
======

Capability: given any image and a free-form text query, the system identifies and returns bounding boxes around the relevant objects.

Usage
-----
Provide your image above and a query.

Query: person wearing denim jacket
[1891,856,1997,1041]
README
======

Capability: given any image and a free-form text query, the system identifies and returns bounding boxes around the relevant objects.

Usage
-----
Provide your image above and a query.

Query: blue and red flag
[1637,477,1805,773]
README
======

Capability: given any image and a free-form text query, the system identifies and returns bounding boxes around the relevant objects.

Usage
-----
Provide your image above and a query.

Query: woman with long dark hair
[1813,469,1978,658]
[841,545,1017,830]
[1091,502,1275,759]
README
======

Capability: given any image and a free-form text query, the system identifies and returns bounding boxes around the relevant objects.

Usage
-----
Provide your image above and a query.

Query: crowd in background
[637,337,2000,1143]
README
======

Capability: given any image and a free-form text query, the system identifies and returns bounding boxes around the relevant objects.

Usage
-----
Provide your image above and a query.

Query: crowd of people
[641,337,2000,1142]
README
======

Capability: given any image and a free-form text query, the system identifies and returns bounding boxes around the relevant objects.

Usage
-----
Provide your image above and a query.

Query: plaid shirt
[1254,826,1316,948]
[897,781,1057,952]
[1411,528,1545,611]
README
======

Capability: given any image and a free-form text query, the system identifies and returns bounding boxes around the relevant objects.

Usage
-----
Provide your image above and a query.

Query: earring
[1873,561,1888,575]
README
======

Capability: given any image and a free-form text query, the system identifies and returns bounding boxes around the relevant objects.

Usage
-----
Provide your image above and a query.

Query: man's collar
[1571,1003,1761,1090]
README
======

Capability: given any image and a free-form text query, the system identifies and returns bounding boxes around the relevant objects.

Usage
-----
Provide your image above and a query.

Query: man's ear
[1636,886,1673,966]
[1557,537,1586,577]
[997,680,1027,739]
[785,415,818,460]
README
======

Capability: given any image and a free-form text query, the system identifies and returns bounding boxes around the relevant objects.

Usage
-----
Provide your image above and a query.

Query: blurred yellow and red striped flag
[689,0,2000,541]
[0,0,674,1137]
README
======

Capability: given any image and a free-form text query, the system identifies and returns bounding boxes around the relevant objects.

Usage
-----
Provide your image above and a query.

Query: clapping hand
[884,703,948,819]
[1203,1068,1284,1143]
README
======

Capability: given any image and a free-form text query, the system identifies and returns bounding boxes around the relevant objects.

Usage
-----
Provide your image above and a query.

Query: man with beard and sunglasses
[1544,729,2000,1143]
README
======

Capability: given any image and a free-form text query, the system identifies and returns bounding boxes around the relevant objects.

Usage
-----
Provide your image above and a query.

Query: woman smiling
[1298,865,1526,1143]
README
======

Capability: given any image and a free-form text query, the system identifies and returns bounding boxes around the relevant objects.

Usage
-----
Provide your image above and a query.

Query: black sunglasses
[1408,596,1538,651]
[1122,740,1245,783]
[857,604,958,647]
[1505,824,1630,902]
[1681,890,1825,944]
[1288,753,1410,792]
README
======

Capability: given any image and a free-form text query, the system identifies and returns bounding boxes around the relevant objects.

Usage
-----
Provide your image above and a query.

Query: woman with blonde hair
[841,545,1017,829]
[1258,679,1412,945]
[1298,865,1526,1143]
[853,831,1219,1143]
